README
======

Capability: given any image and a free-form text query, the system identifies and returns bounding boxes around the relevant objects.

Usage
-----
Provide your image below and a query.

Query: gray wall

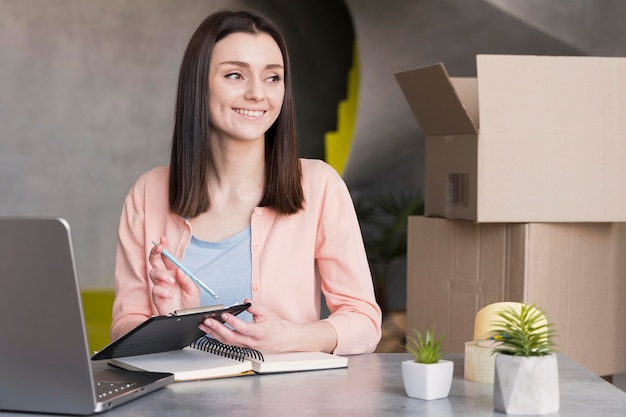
[1,0,234,287]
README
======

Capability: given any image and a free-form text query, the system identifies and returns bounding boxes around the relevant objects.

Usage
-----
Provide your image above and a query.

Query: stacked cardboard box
[396,55,626,376]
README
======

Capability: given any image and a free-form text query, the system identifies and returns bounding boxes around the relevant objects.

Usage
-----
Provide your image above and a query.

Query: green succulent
[405,324,446,364]
[490,303,558,357]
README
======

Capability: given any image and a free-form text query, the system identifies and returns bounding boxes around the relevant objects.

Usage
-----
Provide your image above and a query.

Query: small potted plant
[490,303,559,415]
[401,324,453,400]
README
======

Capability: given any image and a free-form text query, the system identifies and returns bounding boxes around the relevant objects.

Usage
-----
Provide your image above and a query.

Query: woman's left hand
[200,299,338,353]
[199,298,295,353]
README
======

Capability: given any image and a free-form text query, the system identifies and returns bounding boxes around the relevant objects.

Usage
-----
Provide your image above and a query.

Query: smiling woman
[110,9,382,357]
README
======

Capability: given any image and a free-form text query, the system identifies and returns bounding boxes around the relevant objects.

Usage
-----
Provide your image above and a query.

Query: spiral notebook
[109,337,349,382]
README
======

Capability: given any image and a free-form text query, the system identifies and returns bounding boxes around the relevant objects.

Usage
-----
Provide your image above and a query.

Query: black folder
[91,303,250,360]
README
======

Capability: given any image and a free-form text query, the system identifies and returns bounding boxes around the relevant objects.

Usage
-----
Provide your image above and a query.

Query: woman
[111,9,381,355]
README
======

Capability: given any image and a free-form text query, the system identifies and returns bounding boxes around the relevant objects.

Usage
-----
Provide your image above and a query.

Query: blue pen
[151,240,218,299]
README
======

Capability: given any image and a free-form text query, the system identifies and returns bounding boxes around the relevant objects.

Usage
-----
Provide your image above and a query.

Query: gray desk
[2,353,626,416]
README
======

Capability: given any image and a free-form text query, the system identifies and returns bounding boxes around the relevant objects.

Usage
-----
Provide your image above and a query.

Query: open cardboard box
[406,216,626,377]
[395,55,626,222]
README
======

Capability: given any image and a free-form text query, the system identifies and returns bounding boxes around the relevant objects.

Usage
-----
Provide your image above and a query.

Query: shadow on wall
[243,0,355,160]
[342,0,623,194]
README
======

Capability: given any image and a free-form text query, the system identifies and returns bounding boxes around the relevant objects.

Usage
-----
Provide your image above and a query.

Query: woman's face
[208,31,285,144]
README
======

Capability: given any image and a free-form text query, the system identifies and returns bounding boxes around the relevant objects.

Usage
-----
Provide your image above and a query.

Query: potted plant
[490,303,559,415]
[401,324,453,400]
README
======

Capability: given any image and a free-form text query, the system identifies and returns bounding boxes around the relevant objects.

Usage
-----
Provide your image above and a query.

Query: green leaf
[404,323,446,364]
[489,303,558,357]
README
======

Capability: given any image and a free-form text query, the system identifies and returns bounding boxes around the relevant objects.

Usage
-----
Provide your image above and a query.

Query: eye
[225,72,243,80]
[266,75,282,83]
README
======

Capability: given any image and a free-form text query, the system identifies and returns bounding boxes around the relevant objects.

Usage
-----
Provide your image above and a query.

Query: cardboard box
[406,216,626,376]
[395,55,626,222]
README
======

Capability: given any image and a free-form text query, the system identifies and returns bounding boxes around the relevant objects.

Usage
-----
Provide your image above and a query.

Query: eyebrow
[219,60,284,70]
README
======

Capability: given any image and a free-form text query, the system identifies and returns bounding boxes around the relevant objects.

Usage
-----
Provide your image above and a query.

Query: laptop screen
[0,217,173,414]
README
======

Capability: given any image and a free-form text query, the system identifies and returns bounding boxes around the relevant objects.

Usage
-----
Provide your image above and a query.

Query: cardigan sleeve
[110,174,155,340]
[110,167,179,340]
[313,165,382,354]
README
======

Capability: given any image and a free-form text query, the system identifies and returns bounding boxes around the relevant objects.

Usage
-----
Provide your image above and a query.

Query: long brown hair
[169,9,304,218]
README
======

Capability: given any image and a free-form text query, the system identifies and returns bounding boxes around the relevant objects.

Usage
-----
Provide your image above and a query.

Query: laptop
[0,217,174,415]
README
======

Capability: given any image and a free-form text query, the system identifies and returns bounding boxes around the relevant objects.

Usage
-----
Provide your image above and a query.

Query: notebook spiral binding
[190,336,265,362]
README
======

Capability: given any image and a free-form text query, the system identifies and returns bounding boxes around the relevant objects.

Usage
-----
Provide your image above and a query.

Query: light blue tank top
[183,227,252,322]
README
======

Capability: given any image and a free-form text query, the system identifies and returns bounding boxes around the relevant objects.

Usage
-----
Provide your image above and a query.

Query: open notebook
[0,217,174,415]
[109,337,349,382]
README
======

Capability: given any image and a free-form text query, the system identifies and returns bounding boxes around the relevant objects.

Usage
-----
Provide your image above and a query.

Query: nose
[244,78,264,101]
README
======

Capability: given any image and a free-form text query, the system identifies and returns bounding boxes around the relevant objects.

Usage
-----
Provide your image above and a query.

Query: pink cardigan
[111,158,382,355]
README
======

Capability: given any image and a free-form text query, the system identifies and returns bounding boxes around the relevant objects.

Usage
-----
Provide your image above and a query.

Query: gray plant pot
[493,353,560,415]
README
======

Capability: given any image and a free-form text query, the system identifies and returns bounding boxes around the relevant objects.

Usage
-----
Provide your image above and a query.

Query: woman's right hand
[148,237,200,314]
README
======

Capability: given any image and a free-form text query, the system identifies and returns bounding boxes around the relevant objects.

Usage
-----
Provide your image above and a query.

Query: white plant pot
[493,353,560,415]
[401,359,454,400]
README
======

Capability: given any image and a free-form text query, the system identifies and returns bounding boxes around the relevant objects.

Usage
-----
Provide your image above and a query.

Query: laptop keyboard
[96,381,137,400]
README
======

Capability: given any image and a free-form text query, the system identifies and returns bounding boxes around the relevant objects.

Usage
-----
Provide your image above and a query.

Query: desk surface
[2,353,626,416]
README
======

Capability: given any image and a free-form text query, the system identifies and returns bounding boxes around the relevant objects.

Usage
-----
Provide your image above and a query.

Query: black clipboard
[91,303,250,360]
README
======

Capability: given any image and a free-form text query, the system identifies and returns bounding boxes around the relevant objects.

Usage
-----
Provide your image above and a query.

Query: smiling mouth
[234,108,265,117]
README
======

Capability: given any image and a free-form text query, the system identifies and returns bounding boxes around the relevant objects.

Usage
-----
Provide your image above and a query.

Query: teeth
[236,109,264,117]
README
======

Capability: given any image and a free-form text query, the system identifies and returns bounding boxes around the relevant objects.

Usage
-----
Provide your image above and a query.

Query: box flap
[395,63,477,135]
[476,54,626,134]
[450,78,479,131]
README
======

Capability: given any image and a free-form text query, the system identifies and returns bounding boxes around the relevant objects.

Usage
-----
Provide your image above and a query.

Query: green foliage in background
[354,192,423,312]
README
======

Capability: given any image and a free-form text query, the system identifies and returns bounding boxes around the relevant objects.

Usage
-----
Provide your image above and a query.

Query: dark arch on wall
[241,0,355,159]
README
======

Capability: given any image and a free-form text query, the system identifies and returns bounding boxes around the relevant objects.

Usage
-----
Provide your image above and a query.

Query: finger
[221,312,261,340]
[198,318,219,336]
[148,248,163,269]
[173,268,200,297]
[151,284,173,300]
[244,299,267,319]
[148,267,176,286]
[199,318,244,345]
[151,236,181,271]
